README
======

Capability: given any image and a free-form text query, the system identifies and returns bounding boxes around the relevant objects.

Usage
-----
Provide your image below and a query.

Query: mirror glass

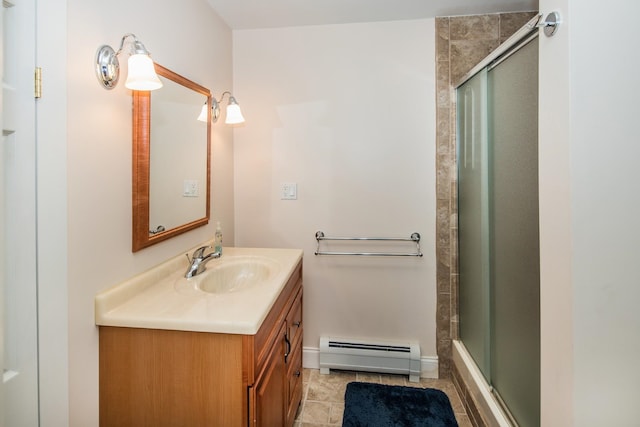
[132,64,211,252]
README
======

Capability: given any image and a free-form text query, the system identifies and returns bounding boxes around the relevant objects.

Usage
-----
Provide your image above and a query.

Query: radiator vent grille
[328,341,411,353]
[320,336,421,382]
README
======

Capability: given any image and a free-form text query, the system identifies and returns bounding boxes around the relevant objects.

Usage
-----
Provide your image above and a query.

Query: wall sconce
[95,33,163,91]
[197,91,245,124]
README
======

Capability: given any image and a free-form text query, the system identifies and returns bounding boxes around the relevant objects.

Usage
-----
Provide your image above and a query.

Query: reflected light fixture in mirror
[197,91,245,124]
[197,102,209,122]
[95,33,163,91]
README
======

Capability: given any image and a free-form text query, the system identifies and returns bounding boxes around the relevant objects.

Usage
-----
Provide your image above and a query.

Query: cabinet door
[252,322,286,427]
[284,287,303,426]
[286,288,303,349]
[285,341,303,427]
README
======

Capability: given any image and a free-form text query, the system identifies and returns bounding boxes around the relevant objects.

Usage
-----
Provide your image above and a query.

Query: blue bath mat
[342,382,458,427]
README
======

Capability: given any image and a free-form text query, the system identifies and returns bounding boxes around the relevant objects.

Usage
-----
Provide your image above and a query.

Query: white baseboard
[420,356,439,379]
[302,346,321,369]
[303,346,439,379]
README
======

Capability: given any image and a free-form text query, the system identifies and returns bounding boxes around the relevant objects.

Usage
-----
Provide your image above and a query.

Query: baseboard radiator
[319,336,421,382]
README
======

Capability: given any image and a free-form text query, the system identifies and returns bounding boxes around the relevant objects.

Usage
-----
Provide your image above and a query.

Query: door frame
[0,3,5,421]
[35,0,69,425]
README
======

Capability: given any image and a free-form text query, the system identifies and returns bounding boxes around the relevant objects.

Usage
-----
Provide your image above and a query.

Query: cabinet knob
[293,321,301,327]
[295,371,301,377]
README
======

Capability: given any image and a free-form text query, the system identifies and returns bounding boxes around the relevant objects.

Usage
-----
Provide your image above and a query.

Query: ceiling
[206,0,538,30]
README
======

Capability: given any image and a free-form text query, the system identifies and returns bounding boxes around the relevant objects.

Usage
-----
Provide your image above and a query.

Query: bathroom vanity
[95,247,303,427]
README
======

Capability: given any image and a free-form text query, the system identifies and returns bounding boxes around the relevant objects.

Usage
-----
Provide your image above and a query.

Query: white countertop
[95,247,303,335]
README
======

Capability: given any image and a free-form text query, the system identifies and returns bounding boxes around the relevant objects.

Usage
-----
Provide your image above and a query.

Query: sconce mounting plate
[96,45,120,90]
[211,98,221,122]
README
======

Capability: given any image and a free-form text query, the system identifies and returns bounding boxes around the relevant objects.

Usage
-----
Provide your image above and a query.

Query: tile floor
[293,368,473,426]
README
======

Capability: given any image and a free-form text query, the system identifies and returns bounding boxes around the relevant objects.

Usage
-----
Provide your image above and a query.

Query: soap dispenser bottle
[214,221,223,254]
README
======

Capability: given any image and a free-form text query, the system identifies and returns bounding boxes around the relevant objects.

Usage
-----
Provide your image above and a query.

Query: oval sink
[195,257,278,294]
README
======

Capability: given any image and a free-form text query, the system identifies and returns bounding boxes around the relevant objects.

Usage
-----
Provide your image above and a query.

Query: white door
[2,0,39,425]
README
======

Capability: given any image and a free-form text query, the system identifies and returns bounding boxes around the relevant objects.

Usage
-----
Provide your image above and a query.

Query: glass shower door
[457,69,491,380]
[488,37,540,427]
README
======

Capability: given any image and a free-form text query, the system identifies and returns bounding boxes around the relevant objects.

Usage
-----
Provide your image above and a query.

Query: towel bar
[314,231,423,257]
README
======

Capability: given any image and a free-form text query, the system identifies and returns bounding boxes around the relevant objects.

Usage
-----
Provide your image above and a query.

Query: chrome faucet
[184,245,221,278]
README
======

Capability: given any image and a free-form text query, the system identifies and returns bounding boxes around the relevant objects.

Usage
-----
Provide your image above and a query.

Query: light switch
[281,183,297,200]
[183,180,199,197]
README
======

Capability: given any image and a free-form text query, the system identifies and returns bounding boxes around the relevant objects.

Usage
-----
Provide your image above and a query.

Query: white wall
[538,1,573,424]
[539,1,640,425]
[65,1,234,425]
[568,1,640,424]
[233,20,437,369]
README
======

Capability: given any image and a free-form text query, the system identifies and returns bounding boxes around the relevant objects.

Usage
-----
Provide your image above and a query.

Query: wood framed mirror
[132,64,211,252]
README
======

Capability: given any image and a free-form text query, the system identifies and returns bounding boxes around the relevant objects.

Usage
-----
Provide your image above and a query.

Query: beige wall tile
[435,17,450,62]
[450,15,499,41]
[451,40,500,83]
[500,11,539,43]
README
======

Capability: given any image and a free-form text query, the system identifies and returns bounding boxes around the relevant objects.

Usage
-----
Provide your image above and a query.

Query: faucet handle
[193,245,211,259]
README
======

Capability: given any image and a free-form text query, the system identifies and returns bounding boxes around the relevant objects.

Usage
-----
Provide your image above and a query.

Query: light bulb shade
[125,54,163,91]
[197,103,209,122]
[225,98,245,124]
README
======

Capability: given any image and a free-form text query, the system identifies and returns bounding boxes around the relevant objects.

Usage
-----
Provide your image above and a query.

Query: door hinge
[34,67,42,98]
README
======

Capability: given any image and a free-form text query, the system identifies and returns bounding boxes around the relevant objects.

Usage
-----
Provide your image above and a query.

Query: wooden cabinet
[249,273,303,427]
[99,260,303,427]
[252,322,286,427]
[285,288,303,426]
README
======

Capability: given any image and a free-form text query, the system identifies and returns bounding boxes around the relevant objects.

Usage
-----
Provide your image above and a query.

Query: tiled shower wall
[434,11,537,379]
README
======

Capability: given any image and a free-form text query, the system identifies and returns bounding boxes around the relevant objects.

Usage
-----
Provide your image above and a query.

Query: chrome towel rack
[314,231,423,257]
